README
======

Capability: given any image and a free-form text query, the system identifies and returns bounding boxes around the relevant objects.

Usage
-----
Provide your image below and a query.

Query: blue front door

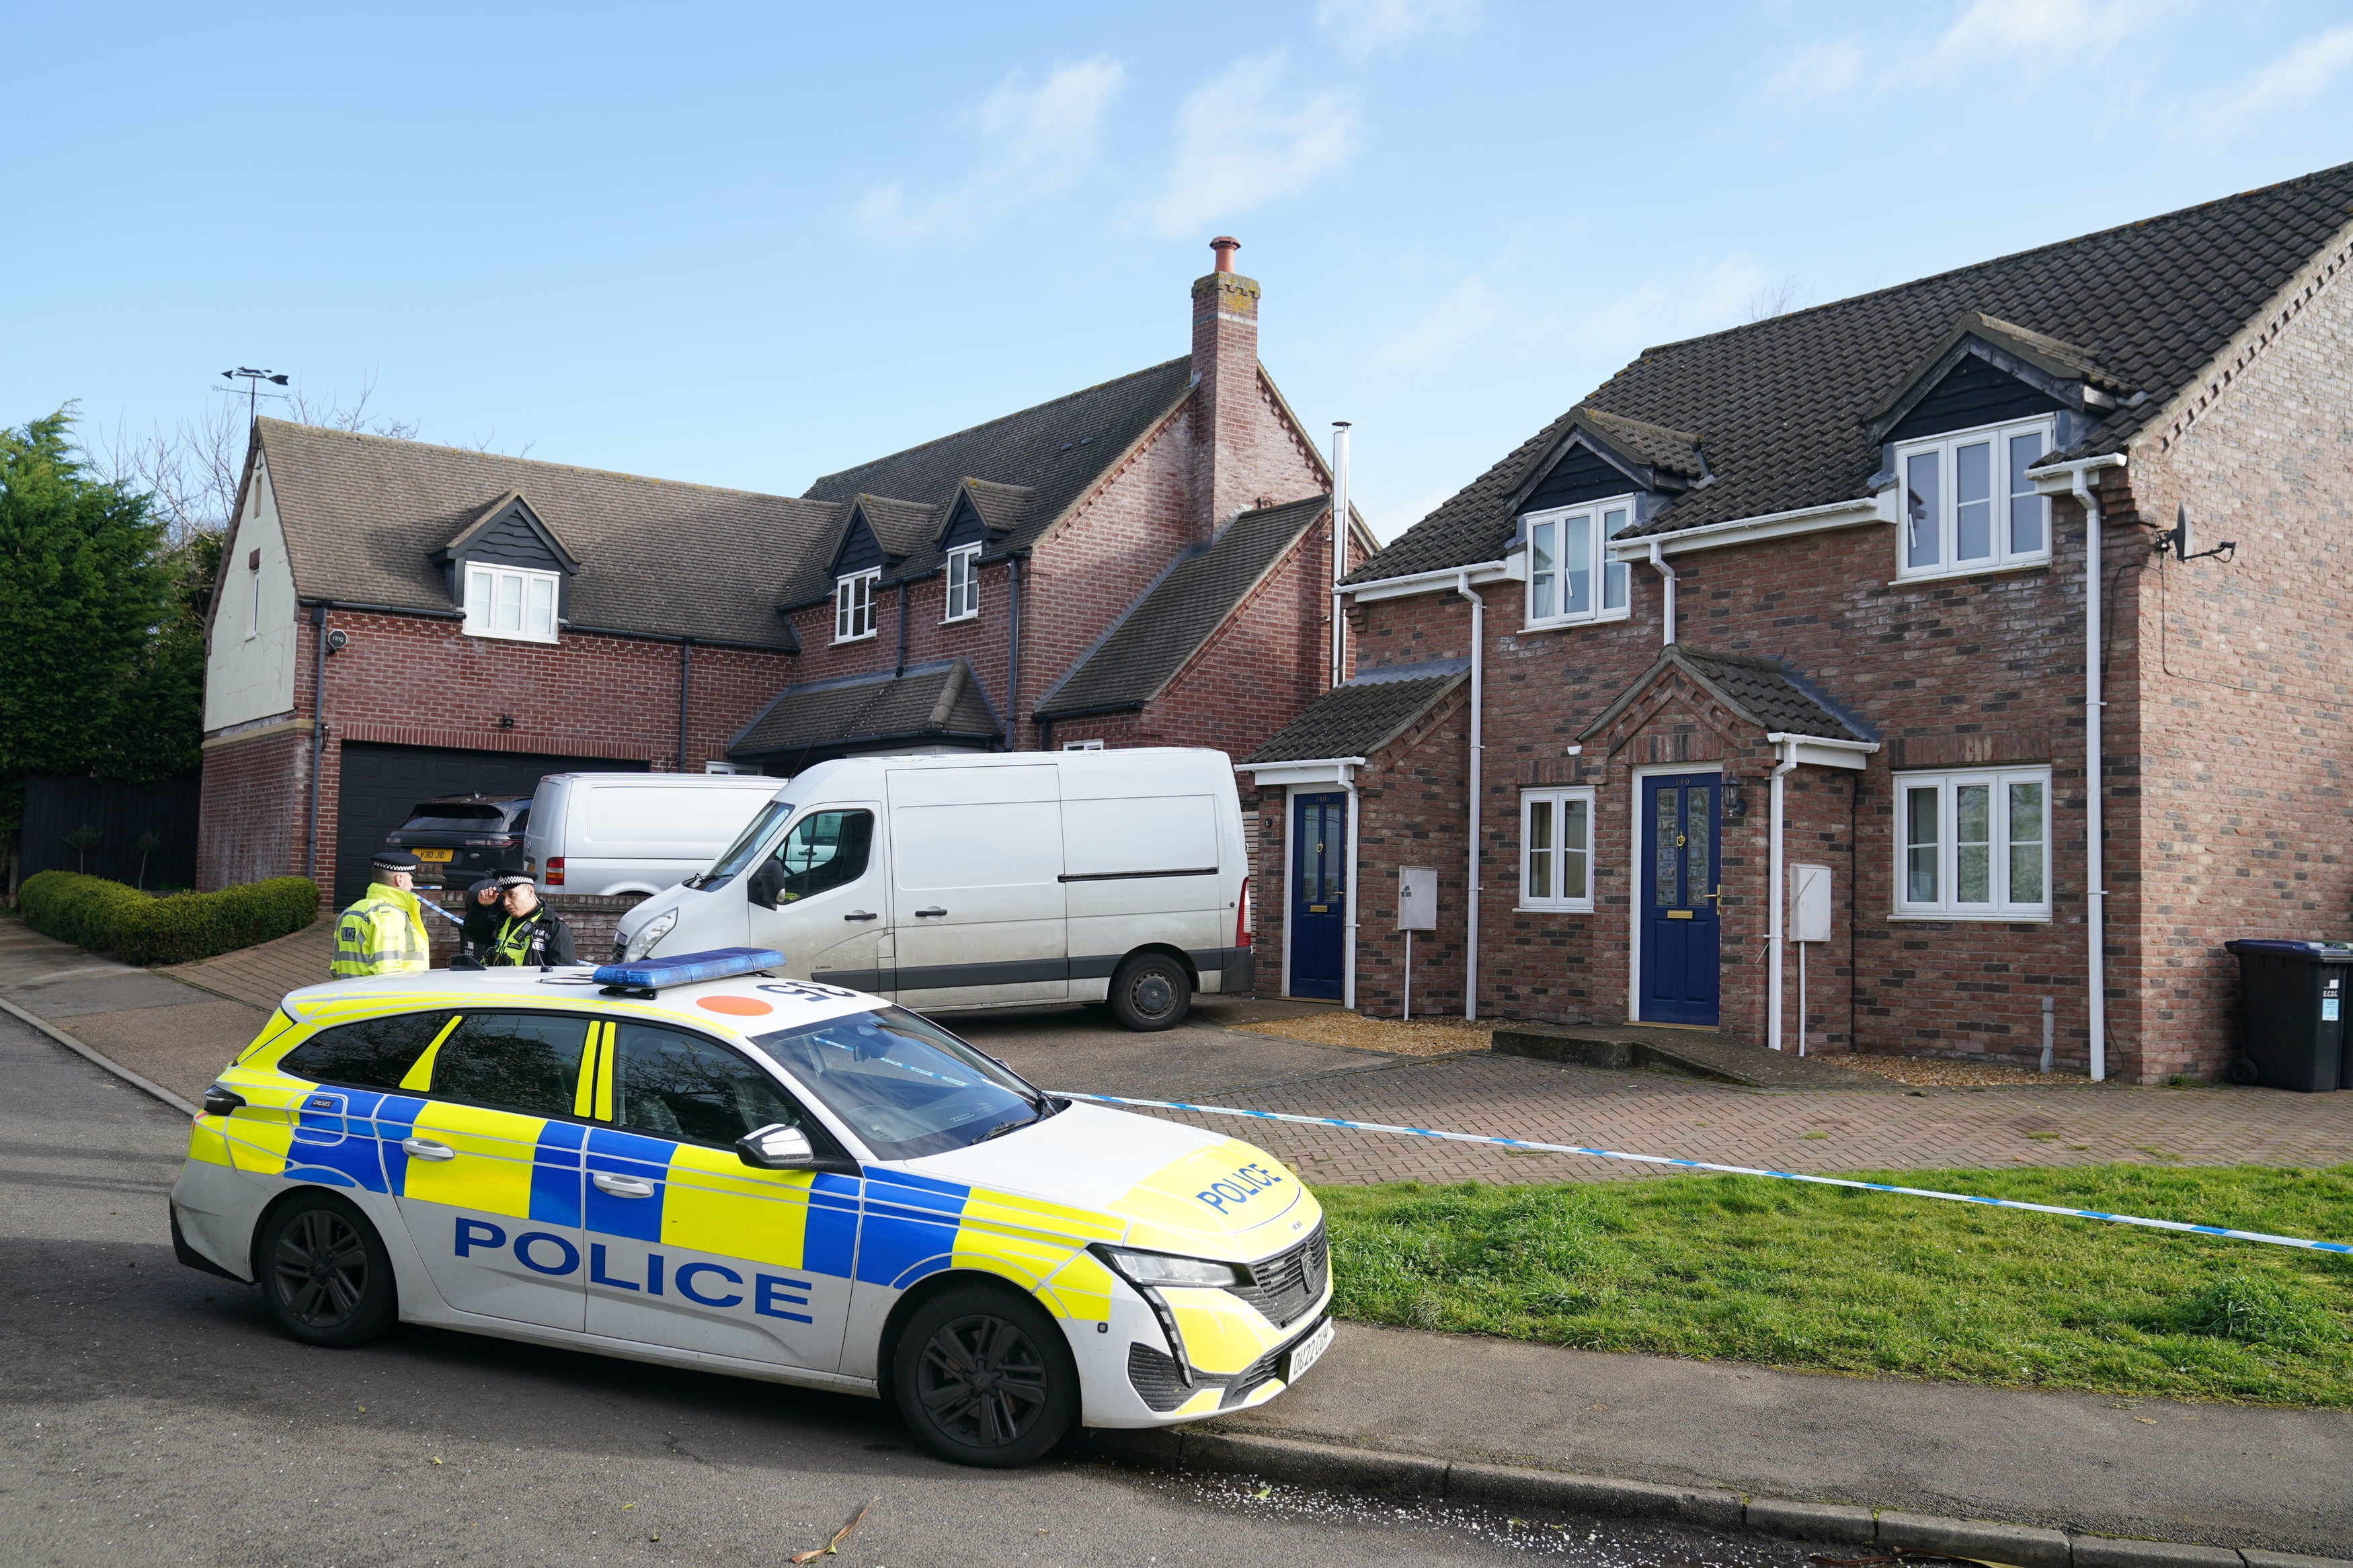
[1639,774,1721,1026]
[1289,792,1347,1000]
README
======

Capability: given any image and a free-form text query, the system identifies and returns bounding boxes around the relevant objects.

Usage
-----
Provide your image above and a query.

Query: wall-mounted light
[499,714,516,729]
[1722,781,1747,821]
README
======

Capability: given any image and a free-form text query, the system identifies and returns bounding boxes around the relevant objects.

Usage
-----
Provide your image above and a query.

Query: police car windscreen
[745,1007,1039,1161]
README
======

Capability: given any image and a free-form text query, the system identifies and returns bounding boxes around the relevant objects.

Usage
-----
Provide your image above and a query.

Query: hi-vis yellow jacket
[331,886,429,979]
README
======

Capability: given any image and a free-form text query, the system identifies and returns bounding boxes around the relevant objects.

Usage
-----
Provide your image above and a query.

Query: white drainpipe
[1646,538,1678,645]
[2059,454,2126,1082]
[1767,739,1798,1052]
[1330,423,1352,690]
[1455,570,1485,1020]
[1342,761,1361,1011]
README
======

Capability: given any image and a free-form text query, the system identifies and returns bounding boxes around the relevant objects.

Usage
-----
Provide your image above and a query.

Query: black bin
[2222,940,2353,1091]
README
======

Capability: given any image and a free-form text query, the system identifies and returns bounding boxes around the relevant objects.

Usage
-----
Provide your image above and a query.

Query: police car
[170,948,1334,1467]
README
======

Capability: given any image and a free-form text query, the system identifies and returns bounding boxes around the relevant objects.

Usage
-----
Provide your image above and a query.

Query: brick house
[200,239,1371,905]
[1241,164,2353,1083]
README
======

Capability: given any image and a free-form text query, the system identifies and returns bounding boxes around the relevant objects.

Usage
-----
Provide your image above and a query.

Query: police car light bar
[592,947,786,995]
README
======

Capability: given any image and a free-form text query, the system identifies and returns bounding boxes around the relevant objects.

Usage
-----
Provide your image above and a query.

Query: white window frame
[463,563,561,644]
[1061,738,1105,751]
[1893,416,2055,582]
[943,544,981,622]
[1893,766,2051,920]
[834,569,879,643]
[1523,495,1636,630]
[1518,786,1596,912]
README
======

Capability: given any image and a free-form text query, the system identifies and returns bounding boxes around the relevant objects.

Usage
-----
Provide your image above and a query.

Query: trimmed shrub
[18,870,317,966]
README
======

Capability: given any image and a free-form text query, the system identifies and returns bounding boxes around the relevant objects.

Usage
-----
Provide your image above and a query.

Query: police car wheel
[891,1284,1077,1469]
[1107,952,1189,1032]
[259,1193,396,1348]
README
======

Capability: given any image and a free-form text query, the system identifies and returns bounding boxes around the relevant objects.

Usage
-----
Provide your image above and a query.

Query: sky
[7,0,2353,542]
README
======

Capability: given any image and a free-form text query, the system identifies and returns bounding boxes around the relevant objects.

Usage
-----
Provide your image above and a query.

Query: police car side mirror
[735,1123,816,1170]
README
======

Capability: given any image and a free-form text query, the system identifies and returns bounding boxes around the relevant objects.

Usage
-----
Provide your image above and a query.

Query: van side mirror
[735,1122,815,1169]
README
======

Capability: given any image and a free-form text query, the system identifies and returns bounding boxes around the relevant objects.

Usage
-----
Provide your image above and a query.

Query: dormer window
[464,565,559,643]
[1895,417,2052,580]
[943,544,980,622]
[834,569,879,642]
[1525,497,1634,629]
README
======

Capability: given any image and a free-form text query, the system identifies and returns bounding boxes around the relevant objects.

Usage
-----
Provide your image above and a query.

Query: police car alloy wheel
[891,1284,1078,1469]
[1108,952,1189,1033]
[259,1194,397,1348]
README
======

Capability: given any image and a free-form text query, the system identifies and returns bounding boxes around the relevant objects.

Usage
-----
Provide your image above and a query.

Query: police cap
[370,850,421,872]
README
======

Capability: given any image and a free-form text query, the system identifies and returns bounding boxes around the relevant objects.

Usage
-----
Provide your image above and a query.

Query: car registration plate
[1281,1318,1333,1384]
[412,848,454,863]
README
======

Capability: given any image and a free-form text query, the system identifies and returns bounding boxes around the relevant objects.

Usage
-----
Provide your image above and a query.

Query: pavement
[5,913,2352,1557]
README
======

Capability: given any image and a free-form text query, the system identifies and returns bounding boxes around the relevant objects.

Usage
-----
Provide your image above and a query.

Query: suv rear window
[278,1011,455,1090]
[401,804,512,831]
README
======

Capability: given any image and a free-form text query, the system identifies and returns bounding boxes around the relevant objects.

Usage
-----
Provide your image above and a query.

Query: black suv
[382,795,532,888]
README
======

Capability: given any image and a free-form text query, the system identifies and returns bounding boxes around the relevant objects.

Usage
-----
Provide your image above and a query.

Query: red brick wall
[196,725,312,890]
[1339,489,2118,1066]
[198,611,795,897]
[2102,233,2353,1079]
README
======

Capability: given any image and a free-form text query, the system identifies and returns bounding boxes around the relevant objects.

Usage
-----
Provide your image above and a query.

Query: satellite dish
[2173,503,2191,561]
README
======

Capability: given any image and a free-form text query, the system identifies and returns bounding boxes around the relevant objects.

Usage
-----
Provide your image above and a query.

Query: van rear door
[886,764,1066,1009]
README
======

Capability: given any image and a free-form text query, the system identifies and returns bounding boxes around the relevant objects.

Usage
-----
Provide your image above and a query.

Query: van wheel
[1108,952,1190,1032]
[257,1192,397,1348]
[891,1284,1078,1468]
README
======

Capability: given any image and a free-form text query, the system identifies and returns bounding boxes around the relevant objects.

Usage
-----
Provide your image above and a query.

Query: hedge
[19,870,319,966]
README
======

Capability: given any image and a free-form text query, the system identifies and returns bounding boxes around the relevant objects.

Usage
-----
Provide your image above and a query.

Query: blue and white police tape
[1051,1091,2353,1255]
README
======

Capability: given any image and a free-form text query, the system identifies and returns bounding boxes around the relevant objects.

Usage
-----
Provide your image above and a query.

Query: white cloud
[1314,0,1482,63]
[852,56,1126,246]
[1763,38,1866,102]
[2200,24,2353,128]
[1138,52,1361,240]
[1371,277,1499,369]
[1933,0,2186,68]
[1579,255,1772,350]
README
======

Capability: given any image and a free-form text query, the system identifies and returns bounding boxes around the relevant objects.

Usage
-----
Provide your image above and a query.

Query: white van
[523,773,784,897]
[610,748,1254,1030]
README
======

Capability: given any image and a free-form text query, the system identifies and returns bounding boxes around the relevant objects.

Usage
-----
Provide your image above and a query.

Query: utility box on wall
[1398,866,1437,931]
[1790,863,1833,944]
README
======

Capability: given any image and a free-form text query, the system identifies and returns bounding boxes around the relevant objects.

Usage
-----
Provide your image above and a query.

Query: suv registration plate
[413,848,454,863]
[1281,1318,1333,1384]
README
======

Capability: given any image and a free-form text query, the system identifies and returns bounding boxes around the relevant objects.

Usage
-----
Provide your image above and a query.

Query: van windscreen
[707,799,795,879]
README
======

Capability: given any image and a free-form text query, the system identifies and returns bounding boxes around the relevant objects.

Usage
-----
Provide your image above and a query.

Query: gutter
[1342,559,1512,604]
[2026,450,2128,1083]
[1609,495,1884,559]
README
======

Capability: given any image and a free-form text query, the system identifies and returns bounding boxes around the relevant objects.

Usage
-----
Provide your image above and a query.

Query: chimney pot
[1210,236,1240,274]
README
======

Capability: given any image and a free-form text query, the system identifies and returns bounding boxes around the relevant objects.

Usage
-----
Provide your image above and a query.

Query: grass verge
[1318,1164,2353,1406]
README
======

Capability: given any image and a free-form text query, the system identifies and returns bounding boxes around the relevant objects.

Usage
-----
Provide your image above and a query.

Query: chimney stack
[1191,235,1261,534]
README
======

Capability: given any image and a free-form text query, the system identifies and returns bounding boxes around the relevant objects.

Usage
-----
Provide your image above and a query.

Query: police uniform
[331,852,432,979]
[456,875,508,963]
[484,879,577,968]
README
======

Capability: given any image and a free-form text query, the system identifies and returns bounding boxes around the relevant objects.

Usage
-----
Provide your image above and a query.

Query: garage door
[334,743,647,906]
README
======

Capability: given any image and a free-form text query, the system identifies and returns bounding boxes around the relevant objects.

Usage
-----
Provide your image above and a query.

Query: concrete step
[1490,1021,1896,1090]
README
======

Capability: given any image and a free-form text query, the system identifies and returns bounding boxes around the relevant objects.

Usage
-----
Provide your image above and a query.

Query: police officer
[454,874,507,966]
[331,851,431,979]
[483,874,577,967]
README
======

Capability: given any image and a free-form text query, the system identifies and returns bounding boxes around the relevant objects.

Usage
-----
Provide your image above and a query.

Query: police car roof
[280,966,884,1034]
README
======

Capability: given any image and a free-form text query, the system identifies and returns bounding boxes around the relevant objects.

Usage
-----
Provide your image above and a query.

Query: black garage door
[334,743,647,907]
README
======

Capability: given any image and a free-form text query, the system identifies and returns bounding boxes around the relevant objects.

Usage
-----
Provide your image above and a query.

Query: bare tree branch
[1743,274,1808,323]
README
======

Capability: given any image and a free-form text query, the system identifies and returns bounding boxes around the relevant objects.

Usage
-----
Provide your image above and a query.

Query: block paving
[1104,1047,2353,1188]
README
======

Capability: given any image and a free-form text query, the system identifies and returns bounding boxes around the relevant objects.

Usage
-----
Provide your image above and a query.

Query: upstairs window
[1897,767,2049,919]
[834,569,879,643]
[1897,417,2052,579]
[943,544,980,622]
[464,565,559,643]
[1525,497,1634,629]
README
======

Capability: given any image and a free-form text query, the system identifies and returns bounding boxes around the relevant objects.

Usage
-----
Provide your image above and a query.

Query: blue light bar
[592,947,786,993]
